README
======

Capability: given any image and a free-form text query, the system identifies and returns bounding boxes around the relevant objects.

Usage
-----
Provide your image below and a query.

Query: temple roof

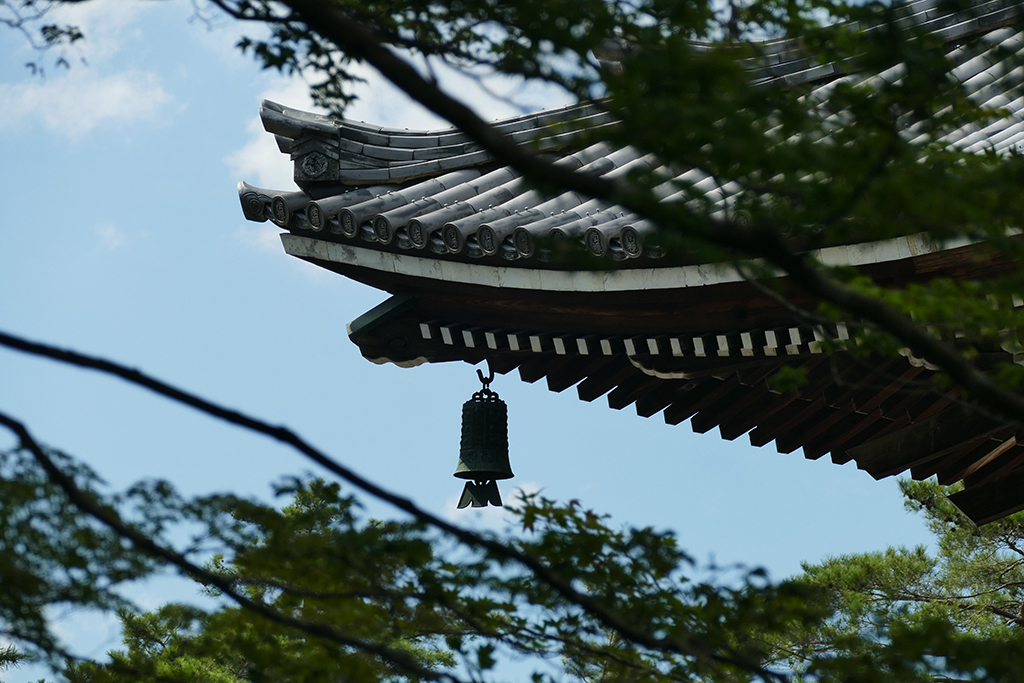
[238,1,1024,524]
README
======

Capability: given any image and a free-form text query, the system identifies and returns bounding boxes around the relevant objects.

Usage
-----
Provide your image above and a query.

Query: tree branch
[0,328,782,681]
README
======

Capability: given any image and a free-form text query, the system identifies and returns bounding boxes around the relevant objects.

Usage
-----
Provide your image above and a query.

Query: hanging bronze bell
[454,368,513,508]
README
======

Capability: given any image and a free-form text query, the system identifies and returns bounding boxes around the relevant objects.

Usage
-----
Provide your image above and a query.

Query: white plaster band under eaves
[281,232,970,293]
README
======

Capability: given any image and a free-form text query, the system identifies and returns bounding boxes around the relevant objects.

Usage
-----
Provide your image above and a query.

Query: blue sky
[1,0,934,675]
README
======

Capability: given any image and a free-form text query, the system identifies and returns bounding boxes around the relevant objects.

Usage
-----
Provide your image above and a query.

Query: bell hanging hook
[477,367,494,390]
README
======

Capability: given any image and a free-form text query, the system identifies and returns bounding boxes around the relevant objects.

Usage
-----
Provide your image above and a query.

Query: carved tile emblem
[301,152,329,178]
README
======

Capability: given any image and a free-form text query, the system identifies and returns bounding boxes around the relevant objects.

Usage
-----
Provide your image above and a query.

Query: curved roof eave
[280,231,973,293]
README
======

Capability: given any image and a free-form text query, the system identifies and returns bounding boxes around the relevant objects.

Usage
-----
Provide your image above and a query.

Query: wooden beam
[487,354,523,376]
[545,355,608,393]
[937,432,1016,485]
[858,388,954,442]
[736,358,795,386]
[911,438,982,481]
[864,374,942,428]
[664,375,740,426]
[776,403,851,454]
[966,445,1024,487]
[662,379,723,426]
[846,408,1003,480]
[795,354,859,401]
[635,383,686,418]
[632,355,779,380]
[853,365,926,413]
[949,468,1024,525]
[720,357,824,441]
[608,373,661,410]
[757,358,900,452]
[748,395,827,447]
[691,380,772,435]
[830,413,909,465]
[518,354,567,384]
[719,391,794,440]
[576,357,633,402]
[805,407,883,461]
[909,392,960,422]
[821,358,904,410]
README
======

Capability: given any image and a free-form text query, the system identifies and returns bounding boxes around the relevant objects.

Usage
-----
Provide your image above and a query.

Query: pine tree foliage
[763,479,1024,681]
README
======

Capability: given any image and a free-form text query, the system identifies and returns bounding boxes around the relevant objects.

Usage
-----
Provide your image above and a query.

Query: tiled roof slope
[241,2,1024,268]
[740,0,1022,85]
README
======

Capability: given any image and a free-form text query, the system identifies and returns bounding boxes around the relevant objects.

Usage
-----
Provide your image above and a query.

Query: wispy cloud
[224,77,312,190]
[96,223,128,250]
[224,60,572,194]
[0,71,171,138]
[234,223,285,254]
[343,59,573,130]
[0,0,180,138]
[232,222,333,281]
